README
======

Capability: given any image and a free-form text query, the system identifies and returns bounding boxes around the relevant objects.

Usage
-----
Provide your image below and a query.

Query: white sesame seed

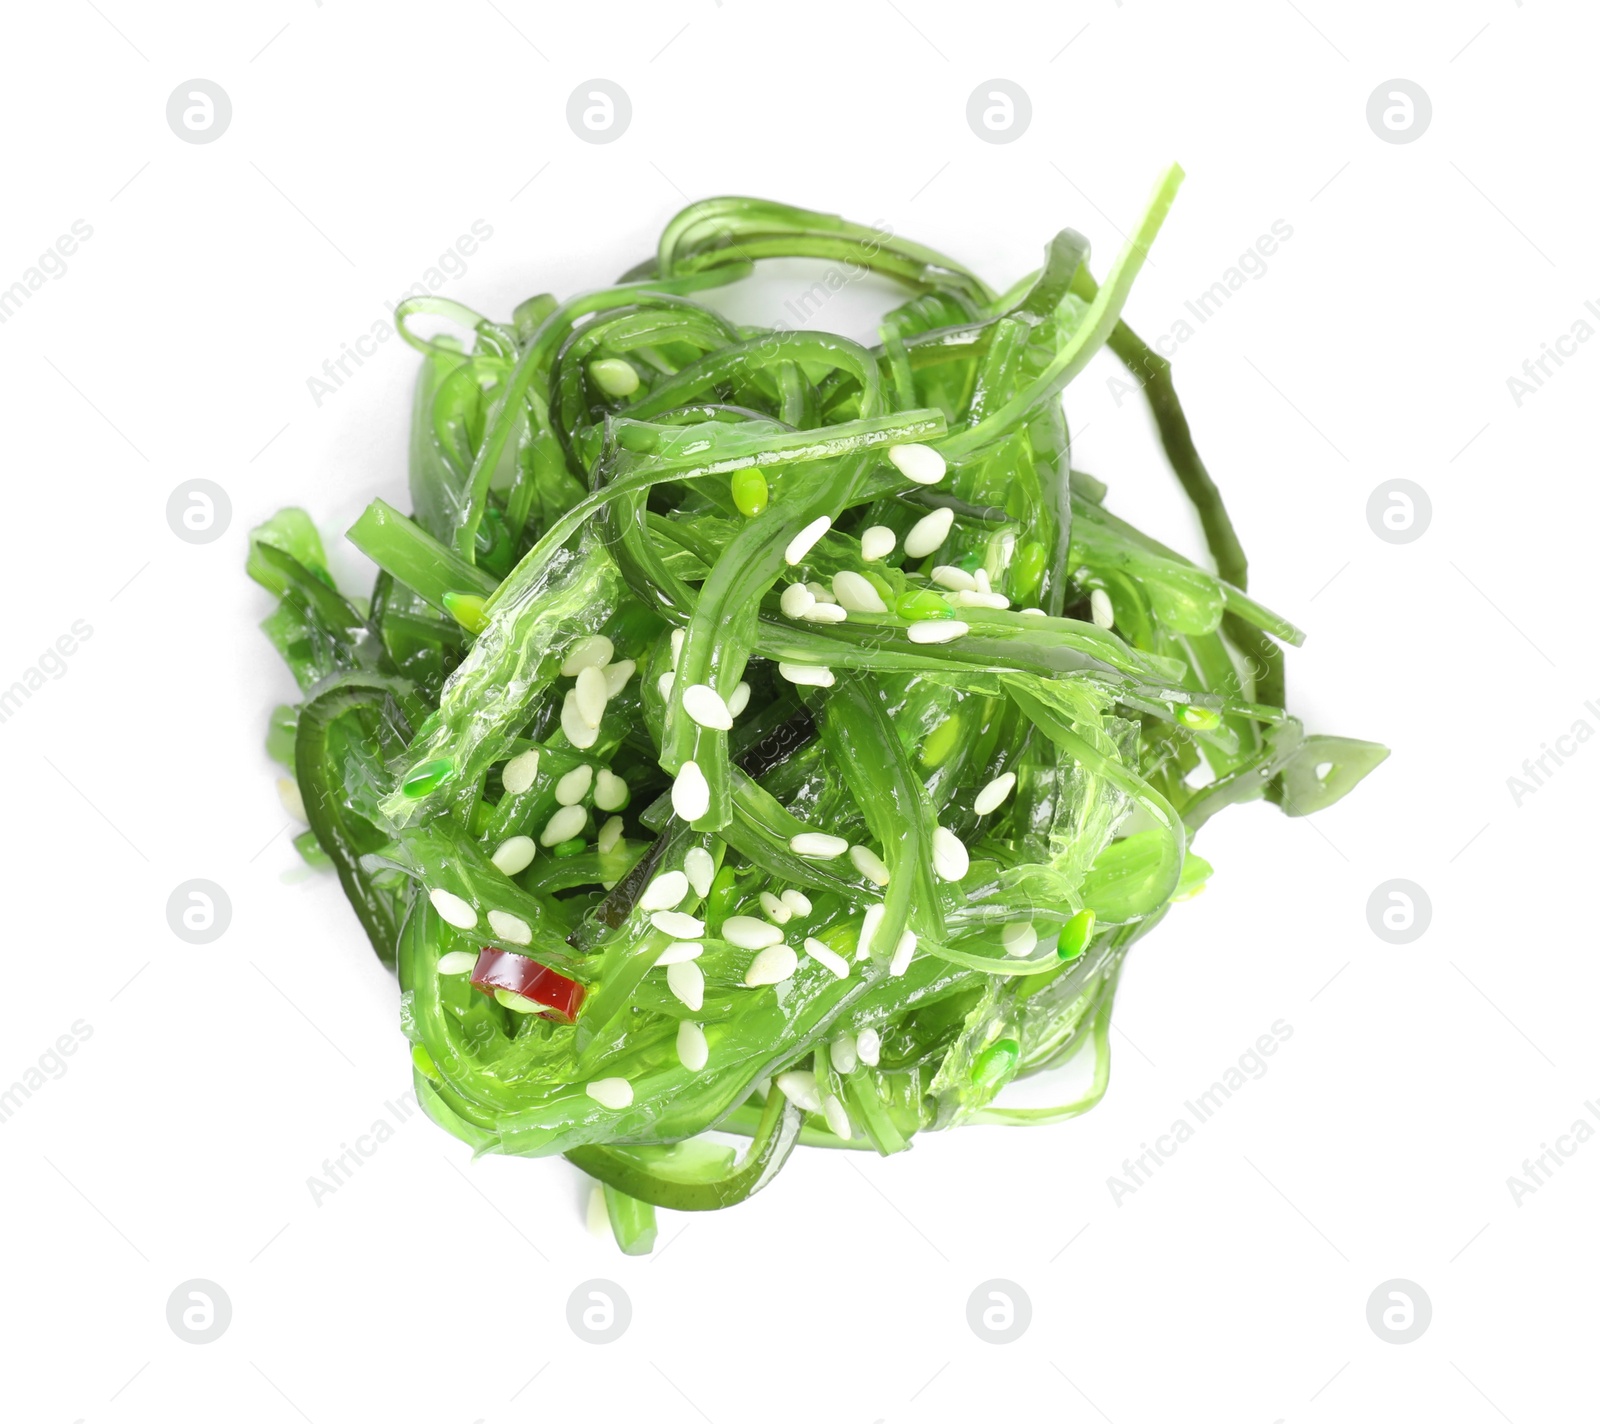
[907,619,969,645]
[594,769,629,811]
[931,826,970,883]
[780,583,816,619]
[727,681,751,717]
[1090,588,1115,629]
[491,835,536,876]
[640,870,690,912]
[799,602,848,624]
[832,570,888,613]
[684,846,715,898]
[540,803,586,846]
[670,628,685,663]
[780,888,812,917]
[860,525,896,561]
[651,909,704,937]
[745,943,798,986]
[656,671,676,700]
[654,941,703,965]
[666,959,704,1011]
[803,936,850,979]
[778,662,835,687]
[682,683,734,730]
[501,748,541,795]
[830,1034,858,1074]
[887,442,947,486]
[574,665,608,726]
[775,1069,823,1113]
[555,764,593,806]
[850,844,891,887]
[586,1077,633,1109]
[790,831,849,859]
[1002,921,1038,957]
[602,659,636,697]
[560,635,614,677]
[974,567,992,594]
[930,564,977,592]
[428,888,476,929]
[671,760,710,822]
[856,1026,882,1067]
[784,515,832,565]
[974,771,1018,815]
[722,915,784,949]
[889,929,918,977]
[822,1093,853,1139]
[495,987,542,1014]
[1019,606,1047,616]
[759,891,792,924]
[561,691,600,749]
[856,903,885,960]
[952,589,1011,609]
[903,506,954,558]
[487,909,532,945]
[437,950,477,975]
[806,581,837,604]
[597,815,624,854]
[677,1020,709,1071]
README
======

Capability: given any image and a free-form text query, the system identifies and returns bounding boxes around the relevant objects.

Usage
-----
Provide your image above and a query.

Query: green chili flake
[921,713,962,767]
[731,467,770,516]
[411,1042,442,1082]
[1057,908,1096,961]
[1012,540,1046,602]
[1179,705,1222,732]
[553,837,588,858]
[589,358,640,398]
[895,589,953,621]
[401,758,454,798]
[707,864,740,923]
[971,1038,1020,1090]
[616,422,659,453]
[443,590,489,634]
[266,703,298,768]
[293,829,330,868]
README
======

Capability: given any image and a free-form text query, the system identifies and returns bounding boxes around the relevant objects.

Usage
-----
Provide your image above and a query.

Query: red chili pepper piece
[470,948,585,1023]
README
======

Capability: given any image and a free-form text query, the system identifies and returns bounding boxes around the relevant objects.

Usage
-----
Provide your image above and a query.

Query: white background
[2,2,1595,1421]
